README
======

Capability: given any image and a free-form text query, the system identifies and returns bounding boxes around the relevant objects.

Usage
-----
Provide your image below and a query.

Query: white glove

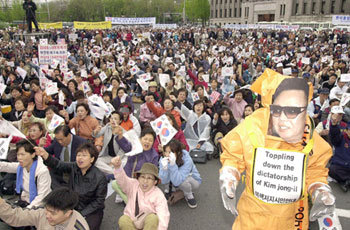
[160,157,169,170]
[169,152,176,166]
[309,183,336,221]
[219,166,239,216]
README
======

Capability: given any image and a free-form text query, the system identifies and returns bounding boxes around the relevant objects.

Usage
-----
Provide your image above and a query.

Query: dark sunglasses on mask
[270,105,307,119]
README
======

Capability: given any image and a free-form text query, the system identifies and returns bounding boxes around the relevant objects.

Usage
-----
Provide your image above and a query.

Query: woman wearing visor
[219,69,335,229]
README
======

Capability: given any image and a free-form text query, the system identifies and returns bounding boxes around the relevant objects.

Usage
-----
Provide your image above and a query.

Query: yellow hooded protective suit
[220,69,332,230]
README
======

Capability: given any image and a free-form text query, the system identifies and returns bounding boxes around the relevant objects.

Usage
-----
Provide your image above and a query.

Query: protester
[44,125,87,188]
[119,103,141,136]
[220,69,335,229]
[111,158,170,230]
[2,96,28,121]
[223,90,247,123]
[139,93,161,127]
[307,88,329,124]
[111,128,158,203]
[211,107,237,152]
[0,187,89,230]
[328,106,350,192]
[112,87,134,112]
[146,96,182,127]
[153,112,189,155]
[0,139,51,209]
[10,122,52,148]
[35,142,107,230]
[0,24,349,229]
[29,105,65,138]
[29,79,48,118]
[172,96,213,153]
[68,103,102,143]
[92,111,132,175]
[241,104,254,122]
[159,140,201,208]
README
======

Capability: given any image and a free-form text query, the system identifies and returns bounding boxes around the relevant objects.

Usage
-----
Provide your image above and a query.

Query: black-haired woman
[0,139,51,209]
[212,107,238,152]
[35,142,107,230]
[159,140,201,209]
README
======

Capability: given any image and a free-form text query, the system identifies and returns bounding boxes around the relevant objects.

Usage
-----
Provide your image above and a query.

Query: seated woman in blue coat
[159,139,201,209]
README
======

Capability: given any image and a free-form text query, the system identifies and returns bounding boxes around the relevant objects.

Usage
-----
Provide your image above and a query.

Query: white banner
[105,17,156,25]
[252,148,305,204]
[68,33,78,41]
[39,44,68,65]
[153,24,177,29]
[0,136,11,160]
[223,23,299,31]
[332,15,350,25]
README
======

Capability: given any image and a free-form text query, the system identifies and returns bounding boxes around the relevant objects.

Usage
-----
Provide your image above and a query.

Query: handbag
[133,191,155,229]
[190,148,207,164]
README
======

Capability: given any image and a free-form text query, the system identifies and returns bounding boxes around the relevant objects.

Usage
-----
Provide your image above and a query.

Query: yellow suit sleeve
[305,131,332,190]
[220,128,246,174]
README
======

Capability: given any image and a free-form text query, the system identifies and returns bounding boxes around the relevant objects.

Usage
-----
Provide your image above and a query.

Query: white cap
[276,63,283,68]
[331,105,345,114]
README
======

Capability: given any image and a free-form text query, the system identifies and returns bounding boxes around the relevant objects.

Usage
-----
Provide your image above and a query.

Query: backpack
[0,173,16,196]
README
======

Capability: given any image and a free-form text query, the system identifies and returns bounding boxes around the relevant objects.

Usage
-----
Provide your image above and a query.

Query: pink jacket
[114,167,170,230]
[223,94,247,122]
[139,102,160,123]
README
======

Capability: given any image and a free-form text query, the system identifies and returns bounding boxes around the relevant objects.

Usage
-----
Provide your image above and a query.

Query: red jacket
[153,130,189,155]
[11,133,52,148]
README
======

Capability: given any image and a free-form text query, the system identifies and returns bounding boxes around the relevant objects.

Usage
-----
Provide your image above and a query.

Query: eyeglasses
[139,175,155,181]
[270,105,307,119]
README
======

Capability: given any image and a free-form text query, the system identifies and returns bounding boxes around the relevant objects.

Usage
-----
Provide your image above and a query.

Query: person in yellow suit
[220,69,336,230]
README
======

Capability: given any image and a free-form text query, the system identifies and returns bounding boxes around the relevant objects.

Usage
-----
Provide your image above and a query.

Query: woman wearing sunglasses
[219,69,335,230]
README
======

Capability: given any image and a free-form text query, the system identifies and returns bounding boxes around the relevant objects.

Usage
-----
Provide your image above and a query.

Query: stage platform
[13,32,51,42]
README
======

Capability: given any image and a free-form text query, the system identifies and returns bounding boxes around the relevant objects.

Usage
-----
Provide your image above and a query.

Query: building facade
[210,0,350,26]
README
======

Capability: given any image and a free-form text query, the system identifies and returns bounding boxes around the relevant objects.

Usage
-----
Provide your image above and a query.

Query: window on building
[239,7,242,16]
[225,9,227,17]
[216,0,218,4]
[216,10,218,17]
[303,2,307,14]
[321,0,325,14]
[229,8,232,17]
[225,0,227,3]
[312,1,316,14]
[211,10,213,18]
[331,0,335,13]
[234,8,237,17]
[295,3,299,14]
[341,0,346,13]
[230,0,232,3]
[220,9,222,17]
[280,5,283,16]
[280,4,286,16]
[211,0,213,5]
[244,7,249,18]
[220,0,222,4]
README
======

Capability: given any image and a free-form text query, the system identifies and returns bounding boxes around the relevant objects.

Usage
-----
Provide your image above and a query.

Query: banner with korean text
[32,22,63,29]
[38,44,68,65]
[332,15,350,25]
[74,21,112,29]
[105,17,156,25]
